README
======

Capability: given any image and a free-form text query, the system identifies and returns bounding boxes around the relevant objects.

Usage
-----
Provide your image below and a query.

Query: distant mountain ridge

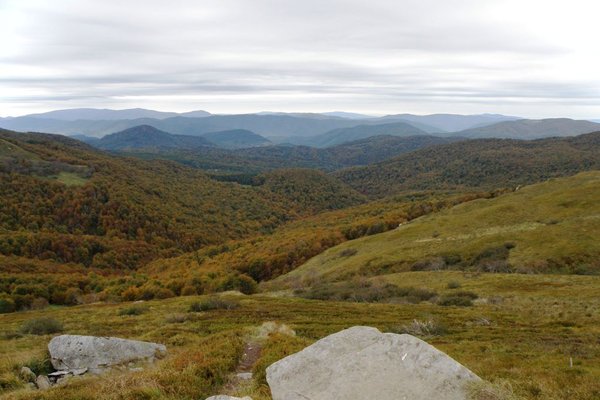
[0,109,520,140]
[296,122,430,147]
[19,108,211,121]
[378,113,520,132]
[456,118,600,139]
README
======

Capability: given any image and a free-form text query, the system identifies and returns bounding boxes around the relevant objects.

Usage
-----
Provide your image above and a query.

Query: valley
[0,112,599,400]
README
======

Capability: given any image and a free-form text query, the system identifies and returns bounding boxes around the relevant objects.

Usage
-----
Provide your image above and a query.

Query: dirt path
[222,340,263,394]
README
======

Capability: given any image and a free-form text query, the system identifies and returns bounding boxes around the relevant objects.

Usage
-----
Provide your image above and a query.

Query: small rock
[236,372,253,380]
[19,366,36,382]
[26,382,36,390]
[35,375,51,390]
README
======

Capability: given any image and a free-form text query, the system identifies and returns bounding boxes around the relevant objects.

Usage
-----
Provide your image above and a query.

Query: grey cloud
[0,0,598,117]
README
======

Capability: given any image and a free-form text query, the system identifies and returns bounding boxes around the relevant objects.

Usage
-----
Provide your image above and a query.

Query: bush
[438,295,473,307]
[181,285,198,296]
[339,248,358,258]
[396,319,448,337]
[189,296,240,312]
[118,305,148,316]
[446,280,462,289]
[20,317,63,335]
[0,295,15,314]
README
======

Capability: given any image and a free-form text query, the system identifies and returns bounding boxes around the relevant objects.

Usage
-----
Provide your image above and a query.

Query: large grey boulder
[266,326,480,400]
[48,335,166,372]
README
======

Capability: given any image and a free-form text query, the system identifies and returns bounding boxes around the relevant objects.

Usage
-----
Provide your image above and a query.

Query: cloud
[0,0,599,117]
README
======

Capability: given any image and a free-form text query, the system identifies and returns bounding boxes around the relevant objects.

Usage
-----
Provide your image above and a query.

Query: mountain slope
[95,125,212,150]
[302,122,429,147]
[335,132,600,197]
[275,171,600,285]
[456,118,600,139]
[202,129,271,149]
[0,129,362,272]
[379,113,520,132]
[124,135,457,175]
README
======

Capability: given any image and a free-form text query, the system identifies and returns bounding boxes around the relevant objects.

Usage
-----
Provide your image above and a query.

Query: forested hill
[335,132,600,198]
[0,129,363,270]
[122,135,457,175]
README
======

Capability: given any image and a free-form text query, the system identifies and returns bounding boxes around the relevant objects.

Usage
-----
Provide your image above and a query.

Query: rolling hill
[202,129,271,149]
[123,135,458,175]
[297,122,430,147]
[335,131,600,197]
[94,125,213,150]
[0,129,363,273]
[456,118,600,139]
[275,171,600,286]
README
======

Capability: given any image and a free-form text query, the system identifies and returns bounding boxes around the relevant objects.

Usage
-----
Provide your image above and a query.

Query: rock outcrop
[266,326,480,400]
[48,335,167,373]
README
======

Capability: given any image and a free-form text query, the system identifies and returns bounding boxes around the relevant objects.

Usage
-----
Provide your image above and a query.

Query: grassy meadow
[0,269,599,400]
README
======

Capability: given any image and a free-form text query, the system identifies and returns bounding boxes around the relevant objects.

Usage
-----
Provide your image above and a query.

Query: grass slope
[0,278,598,399]
[276,171,600,285]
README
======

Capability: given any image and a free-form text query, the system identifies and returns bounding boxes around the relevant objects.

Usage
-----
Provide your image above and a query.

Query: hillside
[202,129,271,149]
[456,118,600,139]
[295,122,429,147]
[94,125,212,150]
[275,171,600,287]
[336,132,600,197]
[123,135,457,175]
[0,129,361,274]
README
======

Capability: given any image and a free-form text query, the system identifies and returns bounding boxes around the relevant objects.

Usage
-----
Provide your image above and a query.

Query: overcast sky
[1,0,599,118]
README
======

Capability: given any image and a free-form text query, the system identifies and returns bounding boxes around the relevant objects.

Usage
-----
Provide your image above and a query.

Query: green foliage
[118,305,148,316]
[189,296,240,312]
[19,317,63,335]
[298,281,437,304]
[336,132,600,197]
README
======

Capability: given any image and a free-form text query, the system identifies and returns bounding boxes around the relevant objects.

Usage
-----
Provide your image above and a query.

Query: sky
[1,0,600,118]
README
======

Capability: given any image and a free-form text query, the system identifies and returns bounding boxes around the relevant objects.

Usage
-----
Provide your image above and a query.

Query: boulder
[266,326,480,400]
[48,335,166,372]
[205,396,252,400]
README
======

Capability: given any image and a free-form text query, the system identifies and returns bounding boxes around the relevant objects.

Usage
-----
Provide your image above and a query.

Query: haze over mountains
[2,109,599,150]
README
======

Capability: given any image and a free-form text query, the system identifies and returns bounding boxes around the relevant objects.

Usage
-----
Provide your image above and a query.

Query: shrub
[396,319,448,337]
[165,313,191,323]
[0,295,15,314]
[20,317,63,335]
[31,297,49,310]
[121,286,140,301]
[154,288,175,299]
[23,353,54,375]
[180,285,198,296]
[446,280,462,289]
[118,305,148,316]
[438,295,473,307]
[189,296,240,312]
[339,248,358,258]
